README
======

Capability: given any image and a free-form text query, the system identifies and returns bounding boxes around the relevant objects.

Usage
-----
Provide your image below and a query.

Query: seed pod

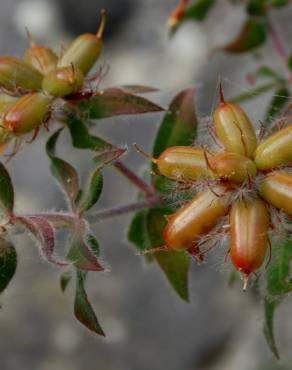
[42,66,84,97]
[57,10,106,75]
[135,145,214,181]
[0,93,19,113]
[163,187,228,251]
[209,152,257,184]
[0,57,43,91]
[254,124,292,170]
[24,42,58,75]
[3,92,52,134]
[260,171,292,215]
[230,198,269,290]
[214,88,257,158]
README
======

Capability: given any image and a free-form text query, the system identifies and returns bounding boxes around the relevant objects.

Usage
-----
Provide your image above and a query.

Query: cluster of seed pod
[0,10,106,154]
[138,86,292,290]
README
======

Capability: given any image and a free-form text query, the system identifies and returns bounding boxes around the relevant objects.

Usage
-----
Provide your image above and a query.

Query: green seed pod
[254,124,292,170]
[42,66,84,97]
[214,87,257,158]
[3,92,52,134]
[24,42,58,75]
[0,93,19,113]
[0,57,43,91]
[57,10,106,75]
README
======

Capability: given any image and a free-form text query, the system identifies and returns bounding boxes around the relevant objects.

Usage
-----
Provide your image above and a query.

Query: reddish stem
[114,160,157,197]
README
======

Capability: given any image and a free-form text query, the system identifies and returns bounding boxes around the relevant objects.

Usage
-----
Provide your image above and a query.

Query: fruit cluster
[0,11,106,153]
[144,86,292,290]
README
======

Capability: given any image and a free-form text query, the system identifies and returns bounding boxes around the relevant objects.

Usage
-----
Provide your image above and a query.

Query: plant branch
[266,13,291,79]
[114,160,157,197]
[87,196,163,222]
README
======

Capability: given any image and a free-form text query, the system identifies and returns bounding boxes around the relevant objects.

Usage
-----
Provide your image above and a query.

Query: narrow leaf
[77,88,164,119]
[0,237,17,293]
[271,0,290,7]
[254,66,283,81]
[66,219,104,271]
[265,86,290,121]
[184,0,215,21]
[17,216,69,266]
[222,19,267,53]
[46,129,80,208]
[264,297,280,359]
[152,87,198,159]
[0,161,14,213]
[288,54,292,71]
[78,169,103,214]
[229,82,275,104]
[128,210,153,262]
[74,269,105,336]
[263,239,292,358]
[67,115,112,151]
[146,208,190,301]
[60,270,73,292]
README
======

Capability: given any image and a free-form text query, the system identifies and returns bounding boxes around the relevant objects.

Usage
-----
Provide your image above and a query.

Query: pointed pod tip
[242,273,249,292]
[96,9,107,39]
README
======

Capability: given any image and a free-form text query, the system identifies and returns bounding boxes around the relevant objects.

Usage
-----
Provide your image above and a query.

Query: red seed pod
[254,124,292,170]
[259,171,292,215]
[42,65,84,97]
[209,152,257,184]
[135,144,214,181]
[57,10,106,75]
[3,92,53,134]
[230,198,269,290]
[163,187,228,251]
[24,39,58,75]
[214,87,257,158]
[0,57,43,92]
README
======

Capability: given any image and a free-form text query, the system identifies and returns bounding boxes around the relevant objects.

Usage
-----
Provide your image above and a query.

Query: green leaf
[183,0,215,21]
[146,208,190,301]
[0,161,14,214]
[264,297,280,359]
[46,129,80,207]
[254,66,283,81]
[223,19,267,53]
[263,239,292,358]
[77,88,163,119]
[74,269,105,336]
[128,210,153,262]
[228,270,240,287]
[66,220,104,272]
[266,239,292,296]
[229,82,276,104]
[152,86,198,159]
[247,0,267,16]
[77,168,103,214]
[0,238,17,293]
[265,86,290,121]
[67,114,112,151]
[270,0,289,7]
[60,270,73,292]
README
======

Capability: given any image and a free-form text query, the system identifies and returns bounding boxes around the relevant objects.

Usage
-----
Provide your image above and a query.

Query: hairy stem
[114,160,157,197]
[87,195,162,222]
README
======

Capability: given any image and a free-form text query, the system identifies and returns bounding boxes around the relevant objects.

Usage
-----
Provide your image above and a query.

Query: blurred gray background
[0,1,291,370]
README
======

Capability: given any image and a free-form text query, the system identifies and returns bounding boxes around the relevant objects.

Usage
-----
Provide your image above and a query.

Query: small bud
[24,43,58,75]
[57,10,106,75]
[3,92,53,134]
[0,57,43,92]
[42,65,84,97]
